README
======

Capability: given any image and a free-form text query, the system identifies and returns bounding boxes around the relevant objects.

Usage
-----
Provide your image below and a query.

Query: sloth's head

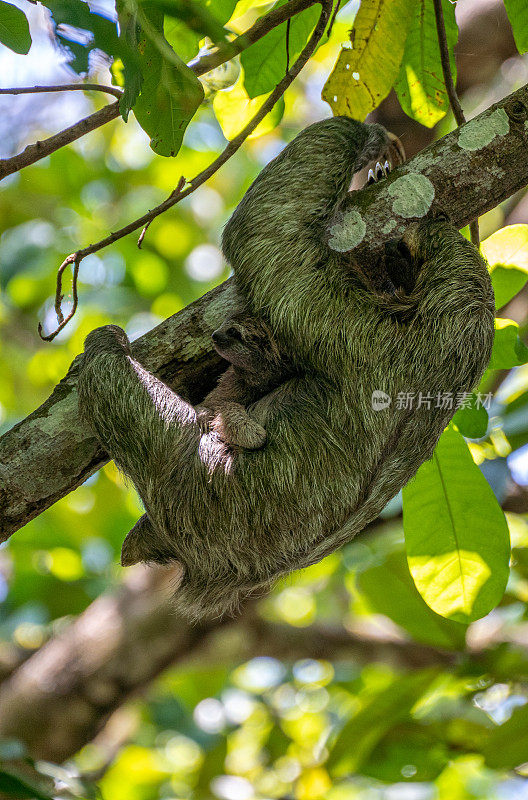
[211,313,284,381]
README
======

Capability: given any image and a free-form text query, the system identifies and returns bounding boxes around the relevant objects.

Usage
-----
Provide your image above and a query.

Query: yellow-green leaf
[328,670,438,777]
[503,0,528,53]
[213,71,284,140]
[482,224,528,308]
[403,426,510,624]
[132,7,204,157]
[490,318,528,370]
[322,0,418,120]
[395,0,458,128]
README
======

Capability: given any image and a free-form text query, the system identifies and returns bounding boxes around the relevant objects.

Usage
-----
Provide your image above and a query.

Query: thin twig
[432,0,479,247]
[138,176,187,248]
[38,254,81,341]
[327,0,342,38]
[286,18,291,72]
[39,0,333,341]
[192,0,320,76]
[0,101,121,181]
[0,83,123,99]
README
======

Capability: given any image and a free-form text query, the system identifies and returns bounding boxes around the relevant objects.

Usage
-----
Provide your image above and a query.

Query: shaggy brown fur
[199,298,294,449]
[77,117,494,620]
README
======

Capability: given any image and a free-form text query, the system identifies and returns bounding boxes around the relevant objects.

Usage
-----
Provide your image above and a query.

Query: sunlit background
[3,0,528,798]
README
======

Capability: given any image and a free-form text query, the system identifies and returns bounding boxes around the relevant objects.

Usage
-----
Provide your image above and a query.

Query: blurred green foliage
[2,1,528,799]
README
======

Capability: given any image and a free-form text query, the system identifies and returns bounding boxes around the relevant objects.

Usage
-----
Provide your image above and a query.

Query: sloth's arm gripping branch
[326,84,528,269]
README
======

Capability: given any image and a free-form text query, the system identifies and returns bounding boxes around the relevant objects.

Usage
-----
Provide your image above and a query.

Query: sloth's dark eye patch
[225,327,243,340]
[397,239,413,263]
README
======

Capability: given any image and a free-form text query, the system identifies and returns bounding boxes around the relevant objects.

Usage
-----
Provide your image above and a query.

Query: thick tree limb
[0,280,237,540]
[2,83,528,539]
[327,84,528,264]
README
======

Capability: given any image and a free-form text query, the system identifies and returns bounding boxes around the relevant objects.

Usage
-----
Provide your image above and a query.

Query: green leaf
[213,71,284,139]
[395,0,458,128]
[0,770,52,800]
[452,393,489,439]
[132,7,204,156]
[403,426,510,624]
[482,224,528,308]
[144,0,229,45]
[489,318,528,370]
[322,0,417,121]
[241,0,320,98]
[198,0,238,26]
[0,1,31,54]
[357,549,467,650]
[503,0,528,53]
[483,702,528,769]
[362,727,449,782]
[327,670,438,777]
[491,266,528,310]
[44,0,122,73]
[164,14,201,63]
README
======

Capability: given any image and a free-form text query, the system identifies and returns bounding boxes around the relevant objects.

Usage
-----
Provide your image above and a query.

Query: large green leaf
[145,0,230,45]
[0,1,30,54]
[489,318,528,370]
[482,224,528,309]
[199,0,238,25]
[322,0,417,121]
[241,0,320,98]
[357,549,467,649]
[395,0,458,128]
[327,670,438,777]
[132,7,204,156]
[483,702,528,769]
[503,0,528,53]
[403,425,510,624]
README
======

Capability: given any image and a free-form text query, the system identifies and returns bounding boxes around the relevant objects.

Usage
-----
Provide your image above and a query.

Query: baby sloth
[199,300,293,450]
[123,298,293,554]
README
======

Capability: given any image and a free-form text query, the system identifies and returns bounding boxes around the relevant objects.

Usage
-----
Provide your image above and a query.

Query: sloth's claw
[367,168,376,185]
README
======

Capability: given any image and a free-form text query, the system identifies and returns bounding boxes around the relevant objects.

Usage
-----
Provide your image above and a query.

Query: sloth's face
[211,319,278,373]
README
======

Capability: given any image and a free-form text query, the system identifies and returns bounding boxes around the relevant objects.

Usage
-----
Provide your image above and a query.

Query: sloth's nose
[211,330,225,345]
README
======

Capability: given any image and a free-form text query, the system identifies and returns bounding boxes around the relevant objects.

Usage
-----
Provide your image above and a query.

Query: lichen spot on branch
[382,219,397,234]
[388,174,435,219]
[458,108,509,151]
[328,207,366,252]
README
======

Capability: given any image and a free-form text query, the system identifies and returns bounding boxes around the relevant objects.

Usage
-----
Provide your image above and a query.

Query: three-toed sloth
[78,117,495,620]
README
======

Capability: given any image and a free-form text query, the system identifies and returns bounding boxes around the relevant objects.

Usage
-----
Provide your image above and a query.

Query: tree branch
[432,0,479,246]
[191,0,321,76]
[0,0,324,188]
[1,83,528,538]
[328,83,528,264]
[0,83,123,98]
[0,100,121,181]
